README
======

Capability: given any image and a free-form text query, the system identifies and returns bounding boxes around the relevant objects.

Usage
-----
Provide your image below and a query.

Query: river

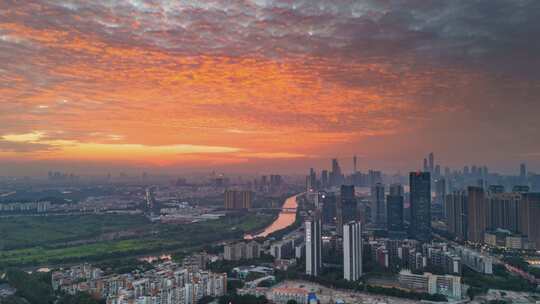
[245,193,299,239]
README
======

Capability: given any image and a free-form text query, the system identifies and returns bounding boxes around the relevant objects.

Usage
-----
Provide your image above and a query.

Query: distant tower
[520,163,527,182]
[321,170,329,188]
[331,158,343,186]
[306,215,322,276]
[423,158,429,172]
[353,155,358,173]
[429,152,435,173]
[308,168,317,191]
[343,221,362,281]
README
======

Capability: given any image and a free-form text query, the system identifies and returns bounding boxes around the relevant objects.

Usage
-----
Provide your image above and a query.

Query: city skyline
[2,1,540,175]
[3,2,540,303]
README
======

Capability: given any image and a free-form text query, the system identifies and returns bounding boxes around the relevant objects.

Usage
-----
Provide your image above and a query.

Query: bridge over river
[244,193,300,239]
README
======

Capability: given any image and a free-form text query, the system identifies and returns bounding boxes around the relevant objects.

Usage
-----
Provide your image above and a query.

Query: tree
[286,300,298,304]
[5,269,55,304]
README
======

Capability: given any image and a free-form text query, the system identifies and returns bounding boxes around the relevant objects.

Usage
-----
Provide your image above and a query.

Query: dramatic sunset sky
[1,0,540,175]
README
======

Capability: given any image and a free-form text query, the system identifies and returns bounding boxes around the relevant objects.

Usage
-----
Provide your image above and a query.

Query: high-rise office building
[429,152,435,173]
[371,183,386,226]
[387,184,404,233]
[343,221,362,281]
[305,215,322,276]
[467,186,487,243]
[409,172,432,241]
[321,192,337,225]
[337,185,357,235]
[353,155,358,173]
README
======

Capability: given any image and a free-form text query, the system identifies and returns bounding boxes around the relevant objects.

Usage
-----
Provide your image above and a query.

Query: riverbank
[244,193,301,239]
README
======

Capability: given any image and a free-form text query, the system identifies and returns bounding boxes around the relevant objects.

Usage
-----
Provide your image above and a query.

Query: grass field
[0,214,152,250]
[0,212,275,268]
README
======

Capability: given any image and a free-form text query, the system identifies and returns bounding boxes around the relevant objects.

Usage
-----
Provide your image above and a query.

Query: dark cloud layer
[1,0,540,174]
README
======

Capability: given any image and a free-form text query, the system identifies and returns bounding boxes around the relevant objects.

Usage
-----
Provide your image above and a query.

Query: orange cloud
[3,1,523,172]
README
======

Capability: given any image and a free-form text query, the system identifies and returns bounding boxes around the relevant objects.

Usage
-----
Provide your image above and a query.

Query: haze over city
[2,1,540,176]
[4,2,540,304]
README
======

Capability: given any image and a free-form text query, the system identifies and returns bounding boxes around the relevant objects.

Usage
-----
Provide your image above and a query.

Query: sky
[1,0,540,176]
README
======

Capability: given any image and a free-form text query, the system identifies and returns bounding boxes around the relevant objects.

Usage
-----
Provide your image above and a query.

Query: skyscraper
[337,185,357,235]
[343,221,362,281]
[467,186,487,243]
[371,183,386,226]
[435,165,441,178]
[409,172,431,241]
[305,215,322,276]
[387,184,404,233]
[321,192,337,225]
[330,158,343,186]
[321,170,329,188]
[307,168,317,191]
